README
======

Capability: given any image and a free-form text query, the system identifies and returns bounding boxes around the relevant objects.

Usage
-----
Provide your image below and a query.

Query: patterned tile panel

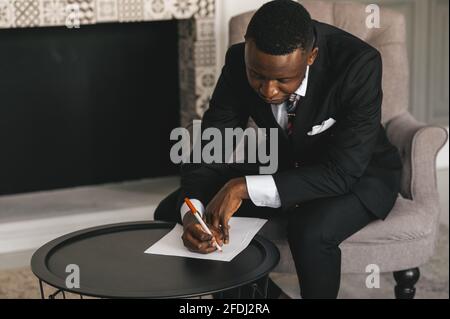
[0,0,14,27]
[68,0,95,25]
[143,0,170,21]
[118,0,142,22]
[40,0,67,26]
[14,0,40,27]
[96,0,118,22]
[1,0,217,28]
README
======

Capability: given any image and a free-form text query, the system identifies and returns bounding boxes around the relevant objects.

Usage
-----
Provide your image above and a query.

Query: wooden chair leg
[393,267,420,299]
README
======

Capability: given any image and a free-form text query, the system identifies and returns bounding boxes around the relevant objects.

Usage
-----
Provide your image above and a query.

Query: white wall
[437,127,449,170]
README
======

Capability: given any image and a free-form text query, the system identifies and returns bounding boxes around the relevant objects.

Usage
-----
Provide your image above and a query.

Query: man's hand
[206,177,249,244]
[181,213,223,254]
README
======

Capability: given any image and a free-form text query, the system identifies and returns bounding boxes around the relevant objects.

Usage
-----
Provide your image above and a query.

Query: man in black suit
[155,0,402,298]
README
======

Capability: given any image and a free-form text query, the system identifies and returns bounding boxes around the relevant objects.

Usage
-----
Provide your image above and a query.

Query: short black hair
[244,0,315,55]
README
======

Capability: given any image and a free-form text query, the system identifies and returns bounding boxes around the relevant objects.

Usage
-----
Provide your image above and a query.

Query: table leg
[263,275,269,299]
[249,276,269,299]
[251,283,257,298]
[48,289,64,299]
[39,280,45,299]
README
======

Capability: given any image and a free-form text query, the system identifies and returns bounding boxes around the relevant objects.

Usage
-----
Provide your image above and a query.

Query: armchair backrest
[228,0,410,124]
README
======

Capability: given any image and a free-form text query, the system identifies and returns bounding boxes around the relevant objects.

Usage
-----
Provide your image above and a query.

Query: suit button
[295,204,300,208]
[294,162,300,168]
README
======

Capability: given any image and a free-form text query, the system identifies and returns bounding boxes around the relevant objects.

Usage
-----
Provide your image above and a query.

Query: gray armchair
[228,1,448,298]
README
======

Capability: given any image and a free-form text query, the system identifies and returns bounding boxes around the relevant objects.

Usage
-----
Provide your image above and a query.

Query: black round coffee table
[31,221,280,299]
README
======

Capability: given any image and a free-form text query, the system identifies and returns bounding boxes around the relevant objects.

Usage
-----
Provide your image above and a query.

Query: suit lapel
[291,21,328,151]
[290,67,319,148]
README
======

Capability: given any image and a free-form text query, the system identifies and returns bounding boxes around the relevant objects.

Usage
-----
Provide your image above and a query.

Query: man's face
[244,38,318,104]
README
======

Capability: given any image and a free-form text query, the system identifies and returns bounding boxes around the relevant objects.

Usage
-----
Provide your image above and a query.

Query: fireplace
[0,0,217,195]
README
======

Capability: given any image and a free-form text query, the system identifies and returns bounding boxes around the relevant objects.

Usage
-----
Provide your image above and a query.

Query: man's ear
[307,47,319,66]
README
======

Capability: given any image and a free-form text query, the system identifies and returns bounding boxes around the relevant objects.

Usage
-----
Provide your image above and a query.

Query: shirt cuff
[180,199,205,220]
[245,175,281,208]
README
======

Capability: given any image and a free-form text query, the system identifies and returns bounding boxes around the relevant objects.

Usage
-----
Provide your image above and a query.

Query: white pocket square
[307,118,336,136]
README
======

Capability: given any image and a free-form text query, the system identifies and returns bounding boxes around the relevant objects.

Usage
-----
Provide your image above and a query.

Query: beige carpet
[1,224,447,299]
[0,267,95,299]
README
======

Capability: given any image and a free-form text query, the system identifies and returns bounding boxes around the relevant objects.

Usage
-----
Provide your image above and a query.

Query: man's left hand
[205,177,249,244]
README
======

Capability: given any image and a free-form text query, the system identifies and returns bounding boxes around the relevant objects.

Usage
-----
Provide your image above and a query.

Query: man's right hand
[181,213,224,254]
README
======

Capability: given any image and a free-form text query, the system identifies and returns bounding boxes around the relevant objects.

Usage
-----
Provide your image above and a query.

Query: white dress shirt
[245,65,309,208]
[181,66,310,219]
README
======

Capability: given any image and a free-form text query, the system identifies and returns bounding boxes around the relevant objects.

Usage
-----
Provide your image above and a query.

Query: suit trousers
[154,189,377,299]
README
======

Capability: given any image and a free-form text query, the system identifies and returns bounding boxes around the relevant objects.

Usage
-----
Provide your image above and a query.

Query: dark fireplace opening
[0,21,180,196]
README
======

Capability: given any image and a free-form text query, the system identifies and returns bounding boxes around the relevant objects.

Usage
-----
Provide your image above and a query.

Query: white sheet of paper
[145,217,267,262]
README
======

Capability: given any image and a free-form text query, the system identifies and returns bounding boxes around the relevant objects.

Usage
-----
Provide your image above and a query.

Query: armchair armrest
[385,112,448,209]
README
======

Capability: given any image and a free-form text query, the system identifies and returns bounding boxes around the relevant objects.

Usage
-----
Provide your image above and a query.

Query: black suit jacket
[179,20,402,220]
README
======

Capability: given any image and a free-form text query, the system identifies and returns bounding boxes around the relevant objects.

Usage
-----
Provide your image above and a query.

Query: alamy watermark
[366,4,381,29]
[65,4,80,29]
[65,264,80,289]
[365,264,380,289]
[170,120,279,174]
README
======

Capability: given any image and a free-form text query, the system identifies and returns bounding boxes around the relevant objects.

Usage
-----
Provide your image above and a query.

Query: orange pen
[184,197,222,252]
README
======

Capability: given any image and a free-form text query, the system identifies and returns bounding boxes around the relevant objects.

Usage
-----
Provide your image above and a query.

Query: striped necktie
[286,93,301,137]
